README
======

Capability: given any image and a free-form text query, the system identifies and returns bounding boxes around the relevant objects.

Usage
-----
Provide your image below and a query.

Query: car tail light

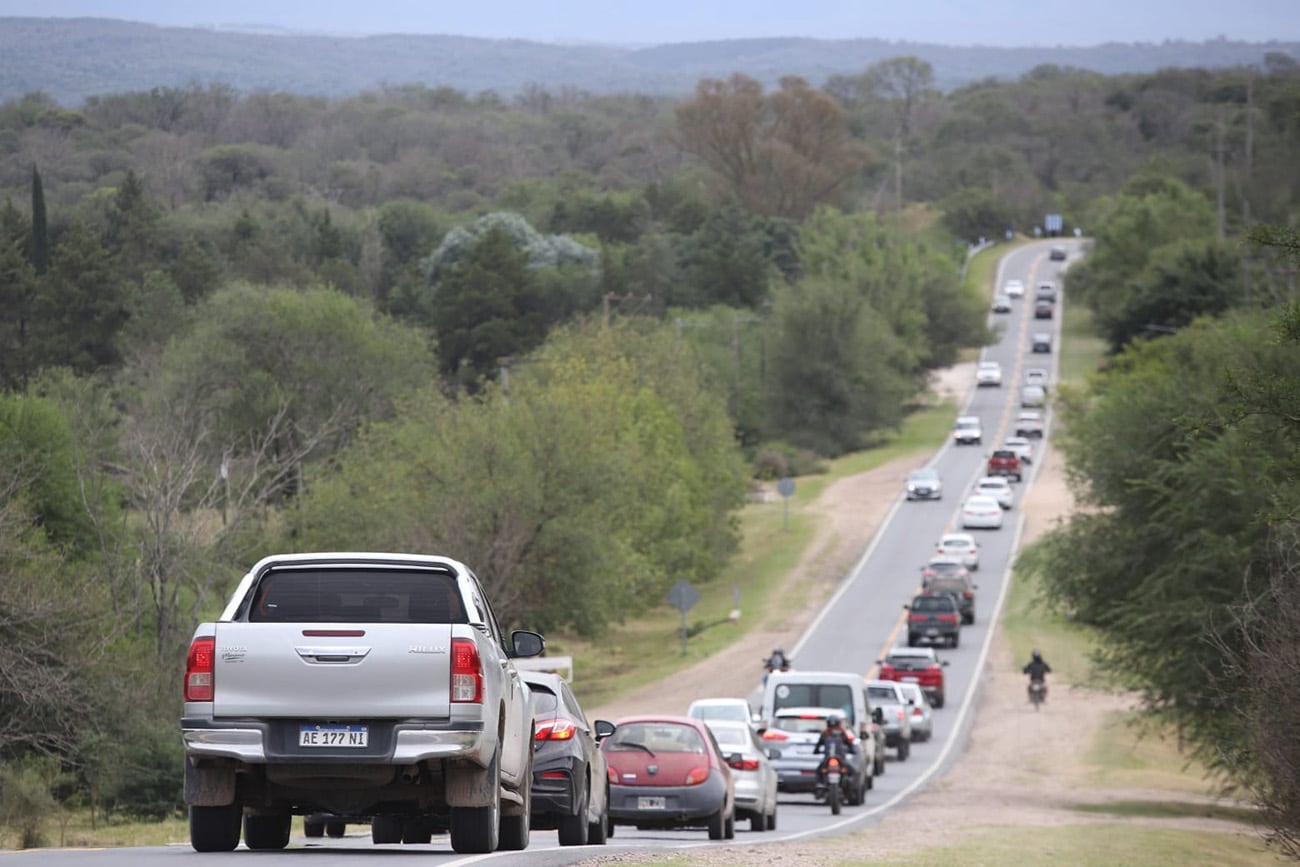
[541,771,568,780]
[927,663,941,671]
[684,767,710,785]
[185,636,215,702]
[826,757,841,770]
[451,638,483,703]
[907,614,927,624]
[964,590,974,599]
[896,710,905,721]
[607,766,620,784]
[729,758,759,771]
[535,719,576,741]
[938,614,958,624]
[762,730,789,741]
[912,708,923,716]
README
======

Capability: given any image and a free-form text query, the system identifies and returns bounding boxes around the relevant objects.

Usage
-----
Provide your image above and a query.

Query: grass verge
[555,399,957,709]
[845,823,1276,867]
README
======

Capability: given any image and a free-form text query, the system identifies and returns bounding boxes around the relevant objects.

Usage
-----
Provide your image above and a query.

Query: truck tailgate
[213,623,453,719]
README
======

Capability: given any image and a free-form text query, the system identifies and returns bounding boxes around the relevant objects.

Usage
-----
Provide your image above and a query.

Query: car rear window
[885,654,930,671]
[691,704,749,723]
[911,595,955,612]
[528,683,560,719]
[773,715,828,734]
[246,568,468,624]
[606,722,706,754]
[927,579,968,594]
[771,683,854,724]
[707,725,752,750]
[867,686,898,703]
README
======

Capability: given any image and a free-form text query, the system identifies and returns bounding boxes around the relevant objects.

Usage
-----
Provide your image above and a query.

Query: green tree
[0,201,36,390]
[677,202,775,308]
[29,221,129,375]
[29,165,47,276]
[1021,310,1300,791]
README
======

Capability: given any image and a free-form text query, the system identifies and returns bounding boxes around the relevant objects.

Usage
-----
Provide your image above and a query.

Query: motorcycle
[1028,680,1047,710]
[812,739,853,815]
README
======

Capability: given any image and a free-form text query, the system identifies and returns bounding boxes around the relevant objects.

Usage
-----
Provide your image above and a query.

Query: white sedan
[1003,279,1025,298]
[974,476,1014,510]
[976,361,1003,387]
[961,495,1004,530]
[935,532,980,570]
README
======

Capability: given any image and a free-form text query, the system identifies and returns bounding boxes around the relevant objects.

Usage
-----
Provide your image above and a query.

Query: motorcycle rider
[762,647,792,685]
[1022,649,1052,700]
[813,714,856,781]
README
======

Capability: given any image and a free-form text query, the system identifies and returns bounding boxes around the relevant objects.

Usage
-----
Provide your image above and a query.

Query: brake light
[912,708,923,716]
[451,638,483,703]
[607,766,619,783]
[938,614,958,624]
[908,614,927,623]
[826,757,840,770]
[927,664,941,671]
[535,719,576,741]
[729,758,759,771]
[684,767,710,785]
[896,710,905,721]
[185,636,215,702]
[762,730,789,741]
[541,771,568,779]
[964,590,974,599]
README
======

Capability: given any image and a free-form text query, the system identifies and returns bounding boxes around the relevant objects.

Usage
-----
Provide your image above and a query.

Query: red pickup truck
[986,448,1022,482]
[876,647,949,708]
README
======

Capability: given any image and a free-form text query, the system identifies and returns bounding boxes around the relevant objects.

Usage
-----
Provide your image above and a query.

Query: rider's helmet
[1031,648,1042,662]
[826,714,842,728]
[773,647,785,655]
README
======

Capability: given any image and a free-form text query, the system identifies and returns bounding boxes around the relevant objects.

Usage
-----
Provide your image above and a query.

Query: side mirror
[902,603,911,611]
[509,630,545,658]
[726,752,743,767]
[593,719,616,740]
[942,660,950,667]
[973,584,980,590]
[872,707,884,724]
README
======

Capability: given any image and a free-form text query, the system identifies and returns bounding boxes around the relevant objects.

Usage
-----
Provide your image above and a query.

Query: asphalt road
[11,240,1082,865]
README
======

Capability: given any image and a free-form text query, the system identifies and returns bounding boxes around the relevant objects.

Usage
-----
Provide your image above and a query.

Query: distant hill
[2,17,1296,106]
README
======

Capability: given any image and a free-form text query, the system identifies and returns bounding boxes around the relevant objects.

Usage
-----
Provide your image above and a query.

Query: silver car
[936,532,980,570]
[706,721,779,832]
[761,707,870,802]
[895,682,933,743]
[864,682,913,760]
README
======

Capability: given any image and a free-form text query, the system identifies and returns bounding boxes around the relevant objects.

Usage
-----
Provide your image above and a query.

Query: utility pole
[602,293,652,326]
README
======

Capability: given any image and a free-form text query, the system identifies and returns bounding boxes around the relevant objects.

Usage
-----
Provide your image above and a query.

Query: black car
[922,575,977,625]
[1034,299,1054,319]
[1031,332,1053,353]
[523,671,616,846]
[906,593,962,648]
[1049,245,1067,261]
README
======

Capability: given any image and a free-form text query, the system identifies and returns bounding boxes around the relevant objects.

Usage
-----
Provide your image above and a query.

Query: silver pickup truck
[181,552,544,854]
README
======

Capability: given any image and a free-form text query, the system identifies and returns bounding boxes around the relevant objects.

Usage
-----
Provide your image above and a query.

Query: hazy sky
[1,0,1296,46]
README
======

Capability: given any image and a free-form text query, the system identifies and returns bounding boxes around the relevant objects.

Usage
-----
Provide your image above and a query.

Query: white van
[760,670,884,779]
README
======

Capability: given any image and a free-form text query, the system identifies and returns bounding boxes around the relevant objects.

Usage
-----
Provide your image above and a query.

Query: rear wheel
[949,632,960,649]
[498,755,532,852]
[303,817,325,838]
[897,739,911,761]
[767,808,777,830]
[707,808,725,840]
[402,818,433,845]
[588,789,609,845]
[933,692,945,709]
[450,754,501,854]
[325,820,346,838]
[372,815,402,845]
[724,812,735,839]
[828,783,841,815]
[189,804,241,852]
[907,633,918,647]
[244,813,291,850]
[557,784,589,846]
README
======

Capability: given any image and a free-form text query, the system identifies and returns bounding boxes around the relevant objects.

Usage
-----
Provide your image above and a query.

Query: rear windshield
[773,715,827,734]
[927,578,968,593]
[772,683,854,724]
[885,655,930,672]
[528,684,560,719]
[911,595,956,612]
[867,685,898,703]
[691,704,749,723]
[708,726,752,750]
[245,568,468,624]
[606,722,705,754]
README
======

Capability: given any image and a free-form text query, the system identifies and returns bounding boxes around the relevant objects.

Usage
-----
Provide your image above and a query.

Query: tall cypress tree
[30,164,48,276]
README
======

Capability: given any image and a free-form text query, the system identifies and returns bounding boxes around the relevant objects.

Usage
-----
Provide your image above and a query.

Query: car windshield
[867,686,899,704]
[909,469,937,482]
[690,704,748,723]
[911,595,955,612]
[771,684,855,724]
[773,715,828,734]
[607,722,705,754]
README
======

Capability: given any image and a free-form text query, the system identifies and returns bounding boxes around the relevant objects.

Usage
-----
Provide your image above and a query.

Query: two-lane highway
[9,241,1083,866]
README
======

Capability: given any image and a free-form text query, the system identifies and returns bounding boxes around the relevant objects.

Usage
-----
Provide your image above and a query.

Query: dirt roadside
[579,364,1257,865]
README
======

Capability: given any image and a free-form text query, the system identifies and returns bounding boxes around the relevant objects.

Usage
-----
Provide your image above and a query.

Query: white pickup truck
[180,552,544,854]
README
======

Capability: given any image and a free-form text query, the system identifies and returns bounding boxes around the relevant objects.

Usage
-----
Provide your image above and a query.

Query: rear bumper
[180,716,487,765]
[608,778,727,825]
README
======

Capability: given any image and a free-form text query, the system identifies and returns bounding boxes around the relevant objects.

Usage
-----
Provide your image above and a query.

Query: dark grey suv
[922,575,977,625]
[905,593,961,648]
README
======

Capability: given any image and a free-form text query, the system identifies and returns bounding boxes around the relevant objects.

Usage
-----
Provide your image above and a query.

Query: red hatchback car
[602,715,736,840]
[876,647,950,708]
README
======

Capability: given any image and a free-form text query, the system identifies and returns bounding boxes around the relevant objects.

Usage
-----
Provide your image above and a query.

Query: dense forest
[0,51,1298,848]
